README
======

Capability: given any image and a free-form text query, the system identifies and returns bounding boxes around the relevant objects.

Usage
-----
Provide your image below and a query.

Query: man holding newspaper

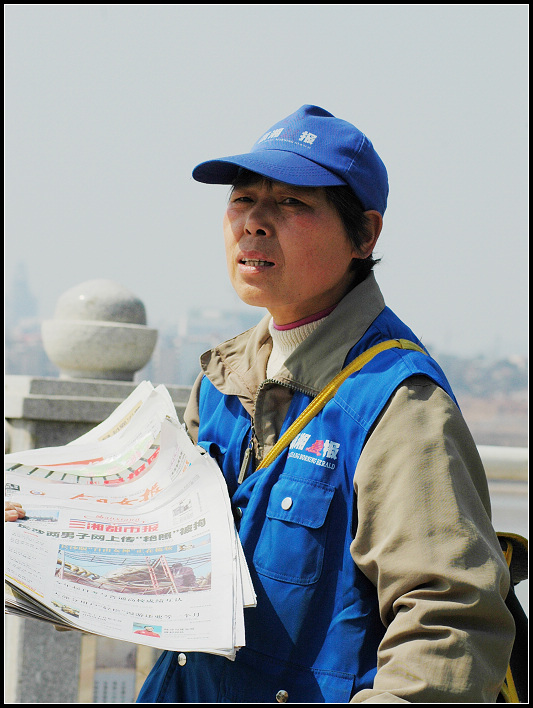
[138,106,513,702]
[7,105,514,703]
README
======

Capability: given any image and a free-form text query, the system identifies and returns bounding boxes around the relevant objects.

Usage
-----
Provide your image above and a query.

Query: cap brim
[192,149,347,188]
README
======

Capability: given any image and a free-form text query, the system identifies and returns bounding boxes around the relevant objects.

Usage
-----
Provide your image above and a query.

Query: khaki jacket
[184,274,514,703]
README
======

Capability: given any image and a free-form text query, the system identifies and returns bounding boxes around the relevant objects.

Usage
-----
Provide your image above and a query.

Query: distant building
[5,318,58,377]
[139,308,262,386]
[5,261,39,328]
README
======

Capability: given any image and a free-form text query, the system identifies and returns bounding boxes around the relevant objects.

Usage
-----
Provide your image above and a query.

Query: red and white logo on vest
[288,432,340,469]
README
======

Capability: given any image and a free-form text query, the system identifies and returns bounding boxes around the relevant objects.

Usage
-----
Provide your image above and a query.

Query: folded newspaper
[4,381,256,660]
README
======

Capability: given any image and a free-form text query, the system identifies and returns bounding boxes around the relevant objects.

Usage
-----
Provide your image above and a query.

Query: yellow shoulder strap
[257,338,426,470]
[497,532,528,703]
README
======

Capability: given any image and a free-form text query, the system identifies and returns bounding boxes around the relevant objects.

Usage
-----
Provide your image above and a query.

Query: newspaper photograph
[4,382,255,660]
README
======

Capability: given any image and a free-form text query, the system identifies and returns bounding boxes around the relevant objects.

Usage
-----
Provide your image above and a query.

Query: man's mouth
[240,259,274,267]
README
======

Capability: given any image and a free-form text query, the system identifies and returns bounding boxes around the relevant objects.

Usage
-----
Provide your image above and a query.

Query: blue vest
[137,307,456,703]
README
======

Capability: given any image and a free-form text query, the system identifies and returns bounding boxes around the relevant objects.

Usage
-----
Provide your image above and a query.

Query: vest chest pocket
[253,475,335,585]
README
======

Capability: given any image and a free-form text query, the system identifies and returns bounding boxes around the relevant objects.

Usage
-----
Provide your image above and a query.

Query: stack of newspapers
[4,382,256,660]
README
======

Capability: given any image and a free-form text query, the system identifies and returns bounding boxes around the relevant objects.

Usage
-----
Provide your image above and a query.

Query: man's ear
[354,210,383,259]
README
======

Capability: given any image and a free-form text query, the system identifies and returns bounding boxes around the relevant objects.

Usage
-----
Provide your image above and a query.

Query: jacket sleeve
[183,372,203,444]
[349,375,515,703]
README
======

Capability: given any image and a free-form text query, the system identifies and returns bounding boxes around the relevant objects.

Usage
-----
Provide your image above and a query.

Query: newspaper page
[4,382,255,660]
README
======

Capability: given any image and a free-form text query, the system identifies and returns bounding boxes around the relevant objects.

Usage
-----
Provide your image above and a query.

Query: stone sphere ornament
[41,279,158,381]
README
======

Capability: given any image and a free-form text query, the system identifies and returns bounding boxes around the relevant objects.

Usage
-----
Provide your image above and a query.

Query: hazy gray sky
[5,4,529,358]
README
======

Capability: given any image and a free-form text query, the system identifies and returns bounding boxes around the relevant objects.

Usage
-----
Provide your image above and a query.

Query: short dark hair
[322,184,381,283]
[230,169,379,286]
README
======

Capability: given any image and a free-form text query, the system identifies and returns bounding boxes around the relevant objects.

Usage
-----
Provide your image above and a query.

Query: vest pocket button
[281,497,293,510]
[276,690,289,702]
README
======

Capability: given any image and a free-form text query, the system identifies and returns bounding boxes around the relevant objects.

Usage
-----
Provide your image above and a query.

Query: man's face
[223,178,356,325]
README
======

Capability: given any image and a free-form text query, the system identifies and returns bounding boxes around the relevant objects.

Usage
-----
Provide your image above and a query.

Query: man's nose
[244,203,274,237]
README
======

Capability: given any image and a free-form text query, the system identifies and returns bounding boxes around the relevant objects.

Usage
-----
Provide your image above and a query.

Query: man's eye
[282,197,304,206]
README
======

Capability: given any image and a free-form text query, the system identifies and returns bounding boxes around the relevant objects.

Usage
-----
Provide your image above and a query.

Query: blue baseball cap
[192,105,389,215]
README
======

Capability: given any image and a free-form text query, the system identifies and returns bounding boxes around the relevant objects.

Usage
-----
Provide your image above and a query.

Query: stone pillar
[41,279,158,381]
[4,280,188,703]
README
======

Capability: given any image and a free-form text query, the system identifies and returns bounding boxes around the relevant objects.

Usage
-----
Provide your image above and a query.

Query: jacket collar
[200,272,386,401]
